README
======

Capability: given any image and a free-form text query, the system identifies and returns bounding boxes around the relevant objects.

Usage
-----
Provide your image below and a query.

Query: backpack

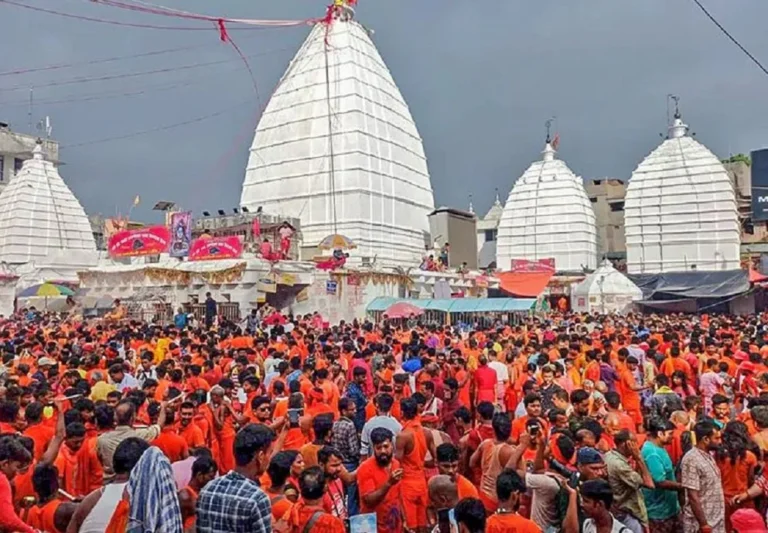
[550,477,572,530]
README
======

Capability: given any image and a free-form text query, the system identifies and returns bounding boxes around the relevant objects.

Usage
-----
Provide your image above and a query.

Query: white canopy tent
[572,259,642,314]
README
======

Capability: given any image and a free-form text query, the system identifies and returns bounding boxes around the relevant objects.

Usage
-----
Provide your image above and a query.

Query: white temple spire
[497,132,597,273]
[0,137,96,264]
[240,5,434,267]
[542,142,556,162]
[494,188,501,206]
[625,105,739,273]
[32,139,44,160]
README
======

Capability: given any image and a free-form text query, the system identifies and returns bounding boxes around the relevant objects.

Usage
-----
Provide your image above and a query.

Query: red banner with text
[108,226,171,257]
[510,258,556,273]
[189,236,243,261]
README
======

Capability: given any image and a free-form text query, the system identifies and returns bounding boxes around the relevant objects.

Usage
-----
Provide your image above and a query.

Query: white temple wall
[289,271,401,323]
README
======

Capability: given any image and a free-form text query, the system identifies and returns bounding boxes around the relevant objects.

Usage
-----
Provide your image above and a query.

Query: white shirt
[423,396,443,416]
[488,361,509,400]
[80,482,128,533]
[583,515,630,533]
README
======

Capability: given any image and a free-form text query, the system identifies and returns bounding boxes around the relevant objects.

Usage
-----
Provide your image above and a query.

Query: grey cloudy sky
[1,0,768,223]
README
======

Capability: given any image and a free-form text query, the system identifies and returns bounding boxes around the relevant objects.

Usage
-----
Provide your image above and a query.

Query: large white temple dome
[496,140,598,272]
[240,5,435,266]
[0,141,96,265]
[624,111,740,274]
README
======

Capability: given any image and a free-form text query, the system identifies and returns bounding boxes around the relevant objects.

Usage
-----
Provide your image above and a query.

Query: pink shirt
[700,371,724,399]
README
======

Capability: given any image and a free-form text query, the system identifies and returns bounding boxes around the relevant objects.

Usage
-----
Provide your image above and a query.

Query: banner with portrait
[169,212,192,258]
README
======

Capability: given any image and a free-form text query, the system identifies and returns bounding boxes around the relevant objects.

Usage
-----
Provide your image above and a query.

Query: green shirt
[641,440,680,520]
[605,450,648,524]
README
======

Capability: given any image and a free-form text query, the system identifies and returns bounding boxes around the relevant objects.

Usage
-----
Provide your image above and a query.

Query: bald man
[598,413,622,452]
[428,475,459,533]
[96,399,166,482]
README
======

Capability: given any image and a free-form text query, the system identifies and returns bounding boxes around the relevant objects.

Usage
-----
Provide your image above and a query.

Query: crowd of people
[2,309,768,532]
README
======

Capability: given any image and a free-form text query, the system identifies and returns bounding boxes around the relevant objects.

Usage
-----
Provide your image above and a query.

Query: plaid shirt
[196,471,272,533]
[331,415,360,465]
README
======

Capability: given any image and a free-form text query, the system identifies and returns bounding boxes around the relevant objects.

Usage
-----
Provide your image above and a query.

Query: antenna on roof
[28,88,34,132]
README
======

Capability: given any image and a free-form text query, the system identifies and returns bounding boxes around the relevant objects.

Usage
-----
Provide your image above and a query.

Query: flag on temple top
[133,195,141,207]
[552,132,560,150]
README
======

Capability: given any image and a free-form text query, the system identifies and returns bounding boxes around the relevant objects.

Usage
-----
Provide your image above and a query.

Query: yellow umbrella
[318,233,357,250]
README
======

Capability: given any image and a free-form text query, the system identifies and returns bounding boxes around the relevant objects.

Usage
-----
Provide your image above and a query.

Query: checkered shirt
[196,471,272,533]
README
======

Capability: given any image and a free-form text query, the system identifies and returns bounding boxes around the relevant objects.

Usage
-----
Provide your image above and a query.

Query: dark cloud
[1,0,766,222]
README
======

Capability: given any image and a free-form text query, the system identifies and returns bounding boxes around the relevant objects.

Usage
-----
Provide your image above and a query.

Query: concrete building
[428,207,477,269]
[0,122,59,191]
[584,179,626,260]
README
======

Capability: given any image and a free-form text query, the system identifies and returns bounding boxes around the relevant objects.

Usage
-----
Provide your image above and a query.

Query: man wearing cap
[577,447,608,482]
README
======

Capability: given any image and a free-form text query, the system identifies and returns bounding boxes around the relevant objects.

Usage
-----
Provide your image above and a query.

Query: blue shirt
[641,440,680,520]
[402,358,422,374]
[346,382,367,432]
[174,313,187,329]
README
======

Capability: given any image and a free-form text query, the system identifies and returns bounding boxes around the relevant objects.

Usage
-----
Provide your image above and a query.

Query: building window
[0,156,3,182]
[609,201,625,212]
[13,158,23,174]
[484,229,497,242]
[589,197,597,203]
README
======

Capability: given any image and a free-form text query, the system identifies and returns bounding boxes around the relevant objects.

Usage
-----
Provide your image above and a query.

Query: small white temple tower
[496,128,598,272]
[624,99,740,273]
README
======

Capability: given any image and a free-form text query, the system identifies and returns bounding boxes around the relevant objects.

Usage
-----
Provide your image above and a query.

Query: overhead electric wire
[0,45,293,104]
[61,99,252,148]
[0,50,286,93]
[0,41,226,78]
[689,0,768,78]
[0,0,226,30]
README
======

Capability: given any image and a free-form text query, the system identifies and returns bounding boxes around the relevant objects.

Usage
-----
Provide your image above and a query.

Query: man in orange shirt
[436,442,478,500]
[357,427,404,533]
[487,469,542,532]
[54,422,86,496]
[395,398,435,533]
[22,403,54,462]
[286,467,346,533]
[27,463,76,533]
[621,356,646,430]
[152,407,189,462]
[511,393,549,444]
[178,456,217,532]
[178,401,206,449]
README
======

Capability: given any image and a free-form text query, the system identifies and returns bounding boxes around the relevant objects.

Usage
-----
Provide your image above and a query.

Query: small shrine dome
[0,141,96,264]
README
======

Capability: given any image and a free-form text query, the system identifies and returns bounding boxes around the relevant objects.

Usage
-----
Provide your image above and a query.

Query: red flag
[252,218,261,238]
[551,132,560,150]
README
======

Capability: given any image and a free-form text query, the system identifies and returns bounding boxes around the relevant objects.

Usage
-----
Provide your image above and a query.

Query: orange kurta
[23,423,55,462]
[28,499,63,533]
[400,420,428,529]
